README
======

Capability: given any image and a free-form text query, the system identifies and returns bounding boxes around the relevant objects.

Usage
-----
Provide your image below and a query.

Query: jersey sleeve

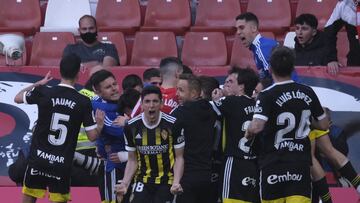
[82,99,97,131]
[24,85,46,104]
[210,96,229,116]
[171,110,185,149]
[124,125,136,151]
[309,89,326,121]
[253,92,270,121]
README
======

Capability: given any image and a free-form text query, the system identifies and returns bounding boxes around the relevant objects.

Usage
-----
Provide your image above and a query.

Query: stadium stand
[95,0,141,35]
[230,32,275,70]
[141,0,191,35]
[29,32,75,66]
[181,32,227,66]
[98,32,128,66]
[190,0,241,35]
[246,0,291,36]
[130,31,178,66]
[40,0,91,35]
[0,0,41,36]
[295,0,338,30]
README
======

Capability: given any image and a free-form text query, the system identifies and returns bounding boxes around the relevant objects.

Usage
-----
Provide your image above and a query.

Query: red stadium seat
[246,0,291,35]
[230,32,275,70]
[95,0,141,35]
[141,0,191,35]
[295,0,338,30]
[29,32,75,66]
[336,31,349,66]
[191,0,241,34]
[98,32,128,66]
[182,32,227,66]
[0,0,41,36]
[130,32,178,66]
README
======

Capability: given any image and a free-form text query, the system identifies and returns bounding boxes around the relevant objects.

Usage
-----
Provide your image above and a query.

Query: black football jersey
[212,95,257,159]
[253,81,325,168]
[25,84,97,176]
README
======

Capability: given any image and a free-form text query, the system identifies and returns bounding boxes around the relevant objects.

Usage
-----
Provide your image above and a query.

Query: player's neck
[272,75,292,83]
[60,79,76,87]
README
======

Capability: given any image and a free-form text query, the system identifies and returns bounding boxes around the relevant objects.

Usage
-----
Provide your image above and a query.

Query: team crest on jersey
[161,129,168,140]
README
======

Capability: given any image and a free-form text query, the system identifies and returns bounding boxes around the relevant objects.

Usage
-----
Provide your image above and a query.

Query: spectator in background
[143,68,161,88]
[294,14,331,67]
[121,74,143,92]
[63,15,120,70]
[294,13,344,76]
[235,12,298,82]
[235,12,277,80]
[324,0,360,73]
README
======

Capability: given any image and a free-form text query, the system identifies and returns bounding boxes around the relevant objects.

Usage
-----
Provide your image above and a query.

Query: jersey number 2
[48,113,70,146]
[274,110,310,148]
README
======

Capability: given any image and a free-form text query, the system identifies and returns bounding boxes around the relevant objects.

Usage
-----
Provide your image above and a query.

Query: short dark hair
[182,65,193,74]
[159,56,183,76]
[179,73,202,95]
[60,54,81,80]
[236,12,259,27]
[122,74,143,91]
[294,13,318,29]
[118,88,140,114]
[198,75,219,101]
[91,69,116,90]
[270,46,295,77]
[79,14,97,27]
[141,85,162,100]
[143,68,160,81]
[235,67,260,97]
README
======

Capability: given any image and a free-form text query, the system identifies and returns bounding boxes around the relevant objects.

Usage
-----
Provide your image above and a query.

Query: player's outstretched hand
[36,71,53,86]
[170,183,183,195]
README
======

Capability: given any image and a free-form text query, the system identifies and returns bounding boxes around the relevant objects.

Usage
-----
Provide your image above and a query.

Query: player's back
[28,84,94,175]
[255,81,324,168]
[214,95,257,159]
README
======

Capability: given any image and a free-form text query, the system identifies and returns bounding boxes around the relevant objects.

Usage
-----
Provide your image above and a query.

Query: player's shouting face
[142,93,162,125]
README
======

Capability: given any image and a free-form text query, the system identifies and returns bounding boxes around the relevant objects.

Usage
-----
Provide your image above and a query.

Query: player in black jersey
[116,86,185,203]
[14,54,100,203]
[246,46,329,203]
[212,67,260,203]
[171,74,218,203]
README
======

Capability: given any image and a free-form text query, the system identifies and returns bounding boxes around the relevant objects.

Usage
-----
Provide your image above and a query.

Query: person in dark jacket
[294,14,330,66]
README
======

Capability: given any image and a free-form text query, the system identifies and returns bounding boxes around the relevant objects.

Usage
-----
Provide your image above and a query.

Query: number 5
[48,113,70,146]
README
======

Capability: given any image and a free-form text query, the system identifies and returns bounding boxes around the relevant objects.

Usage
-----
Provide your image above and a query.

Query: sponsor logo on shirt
[37,149,64,164]
[30,168,61,180]
[267,171,302,184]
[137,144,169,155]
[242,177,256,187]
